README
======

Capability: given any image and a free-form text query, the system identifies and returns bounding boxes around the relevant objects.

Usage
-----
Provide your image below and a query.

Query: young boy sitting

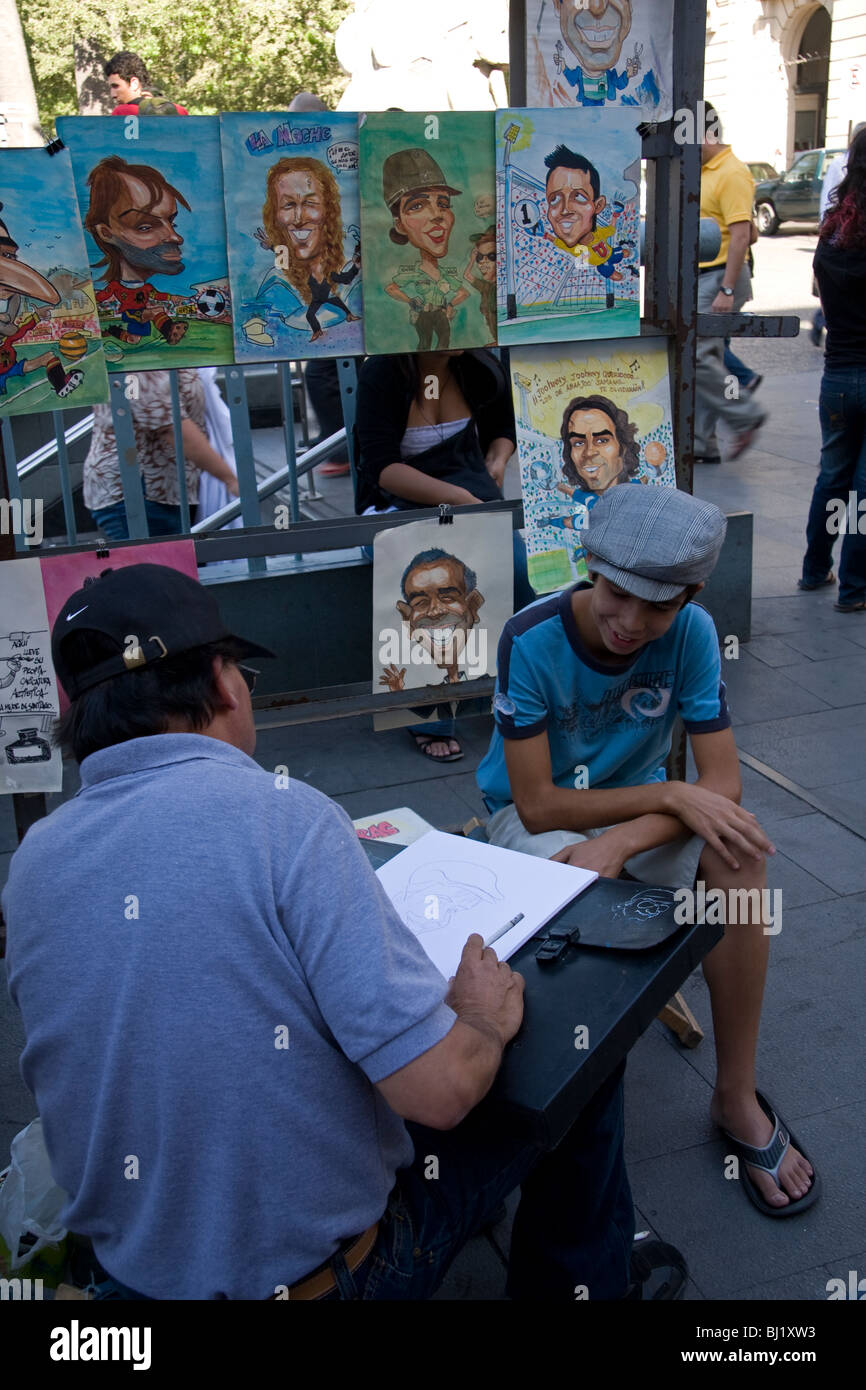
[477,485,818,1217]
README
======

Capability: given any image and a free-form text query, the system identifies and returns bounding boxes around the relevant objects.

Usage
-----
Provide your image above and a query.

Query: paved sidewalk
[1,322,863,1302]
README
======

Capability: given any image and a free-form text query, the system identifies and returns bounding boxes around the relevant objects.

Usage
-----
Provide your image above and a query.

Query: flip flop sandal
[722,1090,820,1218]
[408,730,464,763]
[626,1239,688,1300]
[797,572,835,590]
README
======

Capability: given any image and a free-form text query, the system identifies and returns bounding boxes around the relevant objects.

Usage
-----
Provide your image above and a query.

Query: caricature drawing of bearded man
[84,155,190,347]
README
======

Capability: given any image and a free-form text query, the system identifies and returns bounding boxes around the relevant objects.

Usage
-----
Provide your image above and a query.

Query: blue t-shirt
[477,585,730,815]
[3,734,455,1299]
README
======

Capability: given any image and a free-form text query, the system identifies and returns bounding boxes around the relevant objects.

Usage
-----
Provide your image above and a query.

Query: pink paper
[40,539,199,709]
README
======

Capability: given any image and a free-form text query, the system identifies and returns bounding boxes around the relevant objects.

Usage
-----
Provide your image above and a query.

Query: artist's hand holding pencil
[445,934,525,1051]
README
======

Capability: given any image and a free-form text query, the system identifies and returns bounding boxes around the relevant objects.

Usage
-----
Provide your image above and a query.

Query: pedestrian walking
[799,127,866,612]
[694,105,766,464]
[811,121,865,347]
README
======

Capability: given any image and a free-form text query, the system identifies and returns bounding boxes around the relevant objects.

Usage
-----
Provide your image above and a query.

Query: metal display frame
[510,0,798,491]
[0,0,800,834]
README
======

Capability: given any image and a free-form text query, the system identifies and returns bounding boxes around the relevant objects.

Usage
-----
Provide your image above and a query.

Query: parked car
[747,161,779,183]
[753,148,846,234]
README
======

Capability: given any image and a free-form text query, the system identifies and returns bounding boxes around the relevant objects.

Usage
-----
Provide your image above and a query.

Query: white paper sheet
[0,558,62,792]
[376,829,597,979]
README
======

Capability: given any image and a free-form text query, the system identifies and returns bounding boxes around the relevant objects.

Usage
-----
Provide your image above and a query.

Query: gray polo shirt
[3,734,455,1299]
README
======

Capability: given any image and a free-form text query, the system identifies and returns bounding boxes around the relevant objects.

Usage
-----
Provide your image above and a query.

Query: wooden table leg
[658,991,704,1048]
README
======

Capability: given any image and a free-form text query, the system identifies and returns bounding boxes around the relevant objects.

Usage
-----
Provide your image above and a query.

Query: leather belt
[273,1222,379,1301]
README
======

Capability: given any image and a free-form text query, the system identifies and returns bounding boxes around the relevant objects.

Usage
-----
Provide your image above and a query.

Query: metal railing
[1,359,357,572]
[14,412,95,480]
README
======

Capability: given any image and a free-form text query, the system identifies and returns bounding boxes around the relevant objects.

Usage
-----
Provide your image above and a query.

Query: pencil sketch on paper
[398,860,504,934]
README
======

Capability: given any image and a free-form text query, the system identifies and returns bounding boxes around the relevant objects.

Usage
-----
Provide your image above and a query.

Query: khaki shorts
[486,801,705,890]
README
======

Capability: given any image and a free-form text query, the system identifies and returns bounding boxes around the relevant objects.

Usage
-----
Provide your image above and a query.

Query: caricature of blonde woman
[258,156,360,342]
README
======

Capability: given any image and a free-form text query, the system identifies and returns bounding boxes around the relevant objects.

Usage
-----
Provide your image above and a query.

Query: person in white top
[820,124,865,220]
[820,152,847,222]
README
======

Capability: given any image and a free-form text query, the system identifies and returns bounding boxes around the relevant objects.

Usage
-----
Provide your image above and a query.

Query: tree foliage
[18,0,352,131]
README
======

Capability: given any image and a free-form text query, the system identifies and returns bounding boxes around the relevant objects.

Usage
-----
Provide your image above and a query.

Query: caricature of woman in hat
[383,149,470,350]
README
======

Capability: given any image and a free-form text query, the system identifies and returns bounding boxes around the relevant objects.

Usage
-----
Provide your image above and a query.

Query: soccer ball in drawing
[58,331,88,361]
[512,198,545,238]
[195,288,226,319]
[529,459,555,489]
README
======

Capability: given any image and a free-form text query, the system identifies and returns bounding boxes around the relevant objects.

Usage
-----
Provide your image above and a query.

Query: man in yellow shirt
[696,105,766,464]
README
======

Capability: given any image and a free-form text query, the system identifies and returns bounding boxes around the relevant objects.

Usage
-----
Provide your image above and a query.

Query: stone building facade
[705,0,865,169]
[333,1,863,169]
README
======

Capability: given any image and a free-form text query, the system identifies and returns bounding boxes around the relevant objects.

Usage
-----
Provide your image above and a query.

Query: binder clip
[535,921,582,966]
[95,539,110,560]
[438,503,453,526]
[45,138,65,157]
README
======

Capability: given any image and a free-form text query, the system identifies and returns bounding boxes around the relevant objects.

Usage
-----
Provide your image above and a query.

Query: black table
[361,838,722,1149]
[487,885,721,1147]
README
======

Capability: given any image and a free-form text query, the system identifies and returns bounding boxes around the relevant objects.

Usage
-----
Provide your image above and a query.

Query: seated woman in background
[355,348,534,763]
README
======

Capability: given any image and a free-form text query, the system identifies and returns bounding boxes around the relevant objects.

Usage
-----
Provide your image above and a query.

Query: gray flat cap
[580,484,727,601]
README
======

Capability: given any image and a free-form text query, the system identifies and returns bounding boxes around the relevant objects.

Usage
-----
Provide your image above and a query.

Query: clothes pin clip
[438,503,453,526]
[45,138,65,157]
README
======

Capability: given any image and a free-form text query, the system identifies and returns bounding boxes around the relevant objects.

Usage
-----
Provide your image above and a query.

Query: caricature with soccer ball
[84,156,192,348]
[195,287,228,320]
[58,113,234,371]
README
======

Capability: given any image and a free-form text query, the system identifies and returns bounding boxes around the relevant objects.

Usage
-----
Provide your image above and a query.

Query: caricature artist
[4,564,680,1302]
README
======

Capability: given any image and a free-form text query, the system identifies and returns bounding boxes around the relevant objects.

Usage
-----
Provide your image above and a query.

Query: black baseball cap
[52,564,274,699]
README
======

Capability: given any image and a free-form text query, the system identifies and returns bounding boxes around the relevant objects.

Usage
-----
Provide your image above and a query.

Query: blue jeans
[358,1064,634,1302]
[801,367,866,606]
[90,497,186,540]
[96,1062,633,1301]
[723,340,754,389]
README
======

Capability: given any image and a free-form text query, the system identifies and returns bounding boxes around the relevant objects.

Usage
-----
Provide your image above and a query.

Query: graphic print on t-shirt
[557,668,675,738]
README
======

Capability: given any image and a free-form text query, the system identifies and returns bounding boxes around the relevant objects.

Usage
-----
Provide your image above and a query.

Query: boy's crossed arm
[505,726,774,878]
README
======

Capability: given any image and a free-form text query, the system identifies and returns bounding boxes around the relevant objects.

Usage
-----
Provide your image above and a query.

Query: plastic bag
[0,1118,68,1272]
